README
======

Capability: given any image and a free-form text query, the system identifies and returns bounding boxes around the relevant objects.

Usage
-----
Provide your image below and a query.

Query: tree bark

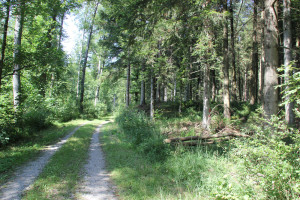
[126,49,131,107]
[94,59,102,106]
[202,64,210,130]
[283,0,294,125]
[263,0,279,119]
[230,0,237,101]
[0,0,10,91]
[223,1,231,119]
[76,30,85,98]
[13,0,25,109]
[150,65,155,119]
[250,0,259,105]
[79,3,98,113]
[140,64,146,106]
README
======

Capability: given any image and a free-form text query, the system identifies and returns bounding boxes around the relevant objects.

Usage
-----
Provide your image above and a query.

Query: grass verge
[100,122,260,200]
[22,120,105,199]
[0,119,87,185]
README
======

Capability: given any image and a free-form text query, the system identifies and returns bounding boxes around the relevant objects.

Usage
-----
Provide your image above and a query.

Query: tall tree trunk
[150,65,155,119]
[79,3,98,113]
[211,70,216,102]
[164,85,168,102]
[263,0,279,119]
[173,74,177,102]
[202,64,210,130]
[13,0,25,109]
[230,0,237,101]
[140,64,146,106]
[76,30,85,98]
[283,0,294,125]
[50,11,65,97]
[223,1,231,119]
[250,0,259,105]
[244,64,248,101]
[94,59,102,106]
[126,50,131,107]
[0,0,10,91]
[259,2,265,103]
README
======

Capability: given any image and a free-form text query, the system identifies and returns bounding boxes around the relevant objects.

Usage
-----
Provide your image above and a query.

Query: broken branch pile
[164,133,250,146]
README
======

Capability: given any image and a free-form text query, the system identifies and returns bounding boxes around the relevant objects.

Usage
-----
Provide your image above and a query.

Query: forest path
[0,124,86,200]
[76,122,117,200]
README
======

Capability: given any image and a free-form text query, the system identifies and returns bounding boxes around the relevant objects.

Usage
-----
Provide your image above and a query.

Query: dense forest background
[1,0,300,141]
[1,0,300,199]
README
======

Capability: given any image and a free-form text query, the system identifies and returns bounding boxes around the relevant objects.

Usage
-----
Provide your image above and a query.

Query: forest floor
[0,120,117,200]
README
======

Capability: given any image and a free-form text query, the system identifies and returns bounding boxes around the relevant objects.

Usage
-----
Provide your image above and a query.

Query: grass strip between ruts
[22,121,102,200]
[0,120,87,185]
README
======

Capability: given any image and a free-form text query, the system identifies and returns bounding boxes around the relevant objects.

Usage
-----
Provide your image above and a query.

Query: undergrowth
[102,107,300,199]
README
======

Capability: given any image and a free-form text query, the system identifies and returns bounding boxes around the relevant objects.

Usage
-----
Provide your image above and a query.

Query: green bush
[23,107,52,131]
[115,109,169,161]
[232,115,300,199]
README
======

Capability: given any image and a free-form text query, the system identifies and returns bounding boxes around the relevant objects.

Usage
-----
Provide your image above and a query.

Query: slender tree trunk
[263,0,279,119]
[13,1,25,109]
[58,11,65,49]
[76,31,85,98]
[50,11,65,97]
[156,80,160,102]
[164,85,168,102]
[173,75,176,102]
[79,3,98,113]
[259,3,265,103]
[150,65,155,119]
[244,65,248,101]
[94,59,102,106]
[283,0,294,125]
[250,0,258,105]
[0,0,10,91]
[211,70,216,102]
[230,0,237,101]
[223,1,231,119]
[202,64,210,130]
[126,50,131,107]
[140,64,146,106]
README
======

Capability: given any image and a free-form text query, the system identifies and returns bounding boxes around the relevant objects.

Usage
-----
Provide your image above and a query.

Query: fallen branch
[164,133,249,144]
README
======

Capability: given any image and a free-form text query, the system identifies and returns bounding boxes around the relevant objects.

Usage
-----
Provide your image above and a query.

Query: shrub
[116,109,169,161]
[232,115,300,199]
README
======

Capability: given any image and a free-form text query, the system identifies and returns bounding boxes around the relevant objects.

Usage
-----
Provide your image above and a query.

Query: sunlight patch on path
[0,124,86,200]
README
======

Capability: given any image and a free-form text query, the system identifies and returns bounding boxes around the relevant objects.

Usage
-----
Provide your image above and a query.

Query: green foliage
[233,114,300,199]
[115,109,169,161]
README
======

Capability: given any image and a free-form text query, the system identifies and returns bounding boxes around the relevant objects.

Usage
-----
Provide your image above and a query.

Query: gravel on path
[77,122,117,200]
[0,124,86,200]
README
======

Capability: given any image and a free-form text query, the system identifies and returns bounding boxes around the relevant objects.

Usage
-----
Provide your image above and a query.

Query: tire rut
[0,124,86,200]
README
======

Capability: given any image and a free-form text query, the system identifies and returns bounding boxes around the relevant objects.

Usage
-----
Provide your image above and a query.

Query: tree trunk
[263,0,279,119]
[283,0,294,125]
[126,50,131,107]
[173,75,176,101]
[94,59,102,106]
[250,0,259,105]
[0,0,10,91]
[76,31,85,98]
[259,2,265,103]
[150,65,155,119]
[13,0,25,109]
[79,3,98,113]
[164,85,168,102]
[202,64,210,130]
[230,0,237,101]
[223,1,231,119]
[140,64,146,106]
[244,64,248,101]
